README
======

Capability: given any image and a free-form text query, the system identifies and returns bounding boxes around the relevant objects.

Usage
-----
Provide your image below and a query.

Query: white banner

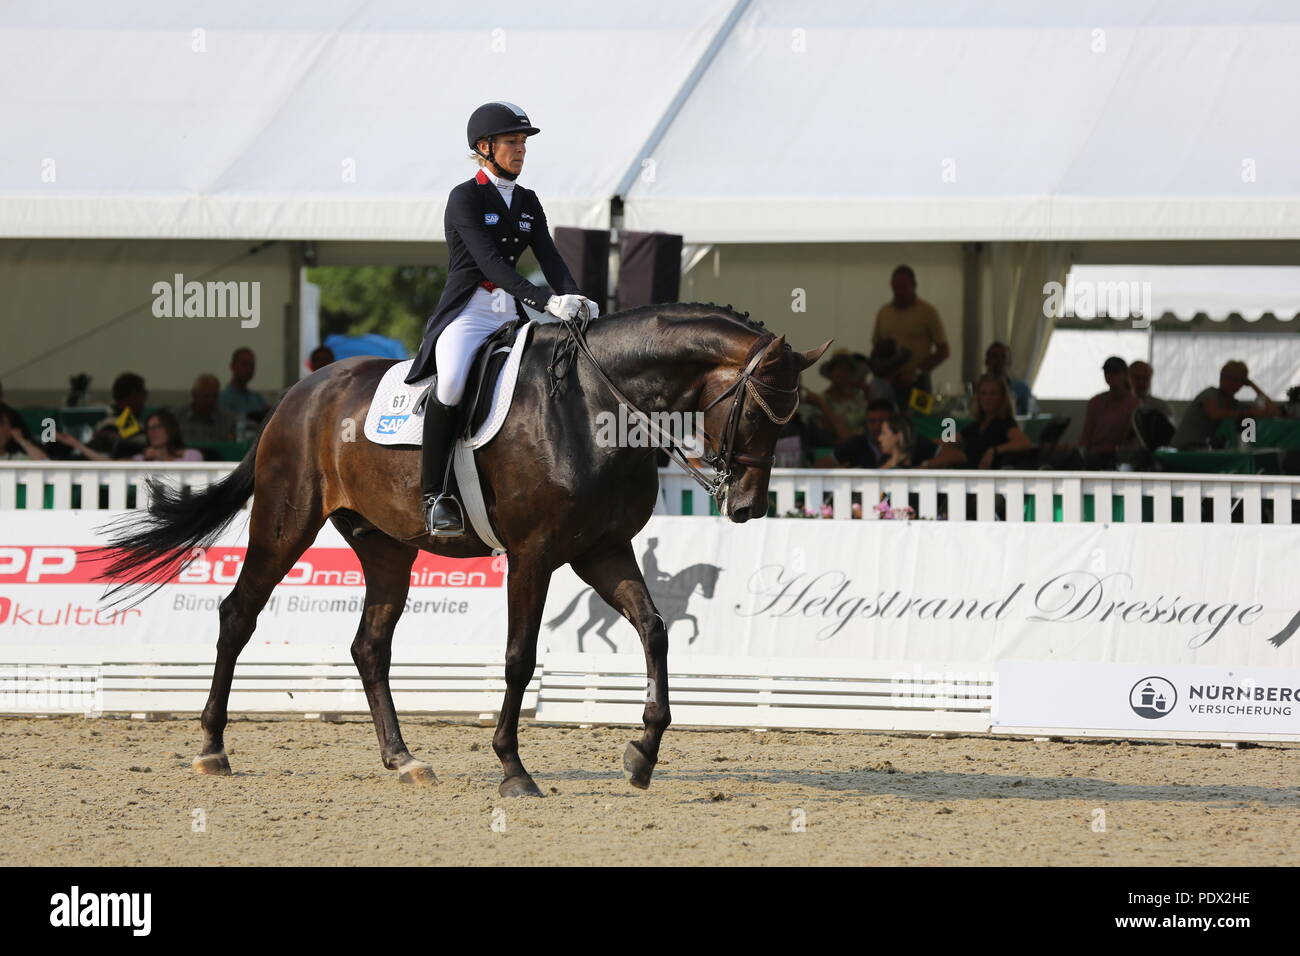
[4,511,1299,738]
[542,517,1300,671]
[0,512,508,651]
[996,662,1300,738]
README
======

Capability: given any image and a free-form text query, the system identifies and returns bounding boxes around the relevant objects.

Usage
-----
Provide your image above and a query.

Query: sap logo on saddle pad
[484,213,500,225]
[377,415,410,434]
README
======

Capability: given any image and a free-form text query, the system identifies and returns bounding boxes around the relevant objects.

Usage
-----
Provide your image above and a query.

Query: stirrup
[425,493,464,538]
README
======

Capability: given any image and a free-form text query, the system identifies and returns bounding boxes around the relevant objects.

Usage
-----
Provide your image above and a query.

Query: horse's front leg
[572,542,669,789]
[493,553,551,797]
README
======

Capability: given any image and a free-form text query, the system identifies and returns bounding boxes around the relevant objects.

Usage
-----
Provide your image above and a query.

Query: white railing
[656,467,1300,524]
[4,461,1299,524]
[0,461,236,512]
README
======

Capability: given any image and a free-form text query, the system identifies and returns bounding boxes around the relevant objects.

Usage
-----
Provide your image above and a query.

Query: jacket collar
[474,167,519,218]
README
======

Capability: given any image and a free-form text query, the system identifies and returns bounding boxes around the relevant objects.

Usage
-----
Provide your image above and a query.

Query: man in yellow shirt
[872,265,950,408]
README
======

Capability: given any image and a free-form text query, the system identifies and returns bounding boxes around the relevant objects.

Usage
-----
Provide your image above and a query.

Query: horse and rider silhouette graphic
[546,539,723,652]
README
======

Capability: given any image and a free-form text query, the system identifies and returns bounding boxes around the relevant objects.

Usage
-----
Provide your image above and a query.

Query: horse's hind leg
[193,492,325,775]
[339,524,436,786]
[571,541,669,790]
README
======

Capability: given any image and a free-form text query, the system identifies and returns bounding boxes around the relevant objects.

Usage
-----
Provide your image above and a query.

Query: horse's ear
[760,334,787,366]
[796,339,834,370]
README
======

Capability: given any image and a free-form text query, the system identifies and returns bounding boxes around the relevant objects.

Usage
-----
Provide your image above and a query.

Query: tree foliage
[306,265,446,350]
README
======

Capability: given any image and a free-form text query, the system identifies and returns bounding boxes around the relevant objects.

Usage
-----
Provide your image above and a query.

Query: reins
[550,305,800,502]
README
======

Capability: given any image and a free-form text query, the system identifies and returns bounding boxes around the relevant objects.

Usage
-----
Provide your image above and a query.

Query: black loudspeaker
[553,227,610,305]
[617,231,683,310]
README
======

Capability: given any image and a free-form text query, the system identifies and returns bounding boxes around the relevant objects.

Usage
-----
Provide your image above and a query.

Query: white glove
[580,297,601,319]
[545,293,586,322]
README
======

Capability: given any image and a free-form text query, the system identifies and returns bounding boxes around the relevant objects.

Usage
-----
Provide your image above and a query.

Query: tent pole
[607,0,752,311]
[962,241,983,388]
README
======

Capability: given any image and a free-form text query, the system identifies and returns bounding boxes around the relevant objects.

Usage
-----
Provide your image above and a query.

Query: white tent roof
[0,0,733,239]
[3,1,1299,242]
[623,0,1300,242]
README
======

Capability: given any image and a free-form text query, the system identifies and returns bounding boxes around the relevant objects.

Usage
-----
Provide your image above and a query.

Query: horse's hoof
[397,761,439,786]
[192,752,231,776]
[499,774,543,798]
[623,741,655,790]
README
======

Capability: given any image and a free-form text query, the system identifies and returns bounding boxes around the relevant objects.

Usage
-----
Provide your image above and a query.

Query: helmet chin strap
[479,136,519,181]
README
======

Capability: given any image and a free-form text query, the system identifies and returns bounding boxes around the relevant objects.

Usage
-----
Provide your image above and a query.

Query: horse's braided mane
[605,301,773,338]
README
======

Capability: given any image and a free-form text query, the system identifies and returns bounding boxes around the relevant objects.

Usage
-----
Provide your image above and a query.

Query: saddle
[362,319,535,551]
[363,318,533,449]
[415,317,527,438]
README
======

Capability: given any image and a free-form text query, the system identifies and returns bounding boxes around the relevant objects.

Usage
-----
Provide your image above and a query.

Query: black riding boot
[419,393,464,537]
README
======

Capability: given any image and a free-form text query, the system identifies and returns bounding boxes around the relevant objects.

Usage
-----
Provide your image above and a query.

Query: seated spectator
[816,399,894,468]
[1076,356,1140,467]
[0,413,48,460]
[89,372,149,457]
[220,346,270,424]
[875,412,941,469]
[308,345,336,372]
[1170,359,1282,449]
[984,341,1039,416]
[928,373,1033,468]
[59,409,203,462]
[173,373,237,444]
[0,379,37,447]
[1128,360,1174,424]
[799,350,873,443]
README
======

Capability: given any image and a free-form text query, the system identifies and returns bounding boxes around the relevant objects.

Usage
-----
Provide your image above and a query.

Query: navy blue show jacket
[405,168,581,383]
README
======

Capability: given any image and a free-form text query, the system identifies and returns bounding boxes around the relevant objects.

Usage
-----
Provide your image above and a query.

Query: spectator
[985,341,1039,416]
[173,373,237,444]
[1077,356,1140,467]
[864,339,913,410]
[817,399,940,469]
[220,347,270,424]
[308,345,336,372]
[875,412,940,469]
[800,350,872,443]
[0,413,48,460]
[872,265,950,408]
[89,372,148,457]
[1128,360,1175,423]
[1170,359,1282,450]
[59,409,202,462]
[0,379,37,449]
[929,373,1033,469]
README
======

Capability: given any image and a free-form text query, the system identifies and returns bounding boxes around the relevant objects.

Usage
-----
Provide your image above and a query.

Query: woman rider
[405,101,599,537]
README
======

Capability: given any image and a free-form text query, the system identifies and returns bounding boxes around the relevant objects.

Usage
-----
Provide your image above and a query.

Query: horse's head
[699,333,831,522]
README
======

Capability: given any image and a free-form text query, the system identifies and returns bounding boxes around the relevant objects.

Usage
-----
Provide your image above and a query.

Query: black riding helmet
[467,101,540,181]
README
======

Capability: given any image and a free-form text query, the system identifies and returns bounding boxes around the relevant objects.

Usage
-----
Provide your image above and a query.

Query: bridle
[551,306,800,501]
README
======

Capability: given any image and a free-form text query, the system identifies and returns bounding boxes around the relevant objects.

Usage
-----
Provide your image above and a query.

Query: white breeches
[435,287,514,405]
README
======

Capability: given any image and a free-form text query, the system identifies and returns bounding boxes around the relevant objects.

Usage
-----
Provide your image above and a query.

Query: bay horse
[97,303,829,797]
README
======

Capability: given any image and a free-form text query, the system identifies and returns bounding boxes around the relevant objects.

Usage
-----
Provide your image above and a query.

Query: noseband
[554,307,799,501]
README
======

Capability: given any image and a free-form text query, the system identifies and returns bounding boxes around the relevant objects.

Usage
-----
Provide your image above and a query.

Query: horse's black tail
[544,588,591,630]
[95,398,280,610]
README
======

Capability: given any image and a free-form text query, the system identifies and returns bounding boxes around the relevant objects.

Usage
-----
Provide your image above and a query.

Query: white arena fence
[2,462,1299,745]
[4,461,1300,524]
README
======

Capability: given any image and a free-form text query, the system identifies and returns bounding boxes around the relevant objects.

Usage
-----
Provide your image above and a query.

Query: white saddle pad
[363,321,533,449]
